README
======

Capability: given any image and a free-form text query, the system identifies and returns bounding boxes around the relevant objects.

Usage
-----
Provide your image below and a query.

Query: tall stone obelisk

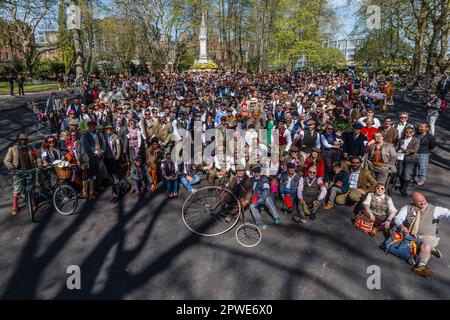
[198,12,208,64]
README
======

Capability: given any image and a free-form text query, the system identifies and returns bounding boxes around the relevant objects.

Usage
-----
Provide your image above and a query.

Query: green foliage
[57,2,75,73]
[318,47,347,69]
[35,59,66,79]
[191,61,218,70]
[268,0,334,70]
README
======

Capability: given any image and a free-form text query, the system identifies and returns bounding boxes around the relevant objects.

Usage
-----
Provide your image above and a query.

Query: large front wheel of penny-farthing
[182,186,241,237]
[235,223,262,247]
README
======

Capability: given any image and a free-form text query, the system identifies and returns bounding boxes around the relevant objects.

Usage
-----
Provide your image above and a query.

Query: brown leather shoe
[412,265,436,277]
[369,228,378,237]
[11,208,19,216]
[32,204,39,213]
[324,202,334,210]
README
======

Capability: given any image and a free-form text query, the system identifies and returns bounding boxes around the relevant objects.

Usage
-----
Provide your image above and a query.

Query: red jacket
[361,127,379,143]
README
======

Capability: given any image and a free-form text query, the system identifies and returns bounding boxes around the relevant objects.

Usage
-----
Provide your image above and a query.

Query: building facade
[322,38,364,63]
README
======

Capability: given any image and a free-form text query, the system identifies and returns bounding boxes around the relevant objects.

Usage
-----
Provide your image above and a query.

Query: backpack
[381,227,422,265]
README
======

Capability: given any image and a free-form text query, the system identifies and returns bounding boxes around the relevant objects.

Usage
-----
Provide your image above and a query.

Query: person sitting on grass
[323,162,349,210]
[394,192,450,278]
[130,155,154,200]
[360,183,397,236]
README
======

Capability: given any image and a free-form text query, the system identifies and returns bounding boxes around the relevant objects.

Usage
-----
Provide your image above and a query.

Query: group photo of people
[3,70,450,279]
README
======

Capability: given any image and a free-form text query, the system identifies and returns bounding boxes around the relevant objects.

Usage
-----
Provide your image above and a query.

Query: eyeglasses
[48,141,56,144]
[400,116,407,119]
[308,171,317,174]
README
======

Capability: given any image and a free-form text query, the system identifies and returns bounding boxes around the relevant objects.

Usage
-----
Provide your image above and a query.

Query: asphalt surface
[0,90,449,300]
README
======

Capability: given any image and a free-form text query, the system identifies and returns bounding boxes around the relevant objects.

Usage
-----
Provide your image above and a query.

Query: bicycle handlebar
[15,164,54,175]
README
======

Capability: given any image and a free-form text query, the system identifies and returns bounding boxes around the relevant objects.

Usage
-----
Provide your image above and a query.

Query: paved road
[0,92,449,299]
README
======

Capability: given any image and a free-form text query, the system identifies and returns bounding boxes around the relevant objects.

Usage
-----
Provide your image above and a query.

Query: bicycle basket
[54,166,72,180]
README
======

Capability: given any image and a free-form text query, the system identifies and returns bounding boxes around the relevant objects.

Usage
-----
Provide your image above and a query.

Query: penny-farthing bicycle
[182,186,262,247]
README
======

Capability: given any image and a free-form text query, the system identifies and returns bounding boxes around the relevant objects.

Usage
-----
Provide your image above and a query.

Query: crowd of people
[3,70,450,278]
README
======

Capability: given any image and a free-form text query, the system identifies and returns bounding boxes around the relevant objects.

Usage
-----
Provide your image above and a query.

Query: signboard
[67,4,81,30]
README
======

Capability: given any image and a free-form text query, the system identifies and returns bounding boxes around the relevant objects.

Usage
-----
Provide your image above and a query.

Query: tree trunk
[437,25,450,73]
[425,0,448,78]
[72,27,85,80]
[410,0,429,75]
[70,0,85,80]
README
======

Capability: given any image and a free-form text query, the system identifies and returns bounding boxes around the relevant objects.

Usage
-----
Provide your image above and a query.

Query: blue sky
[329,0,362,37]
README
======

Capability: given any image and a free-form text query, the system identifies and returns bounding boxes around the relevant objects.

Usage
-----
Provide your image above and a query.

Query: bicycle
[14,165,79,222]
[182,185,262,247]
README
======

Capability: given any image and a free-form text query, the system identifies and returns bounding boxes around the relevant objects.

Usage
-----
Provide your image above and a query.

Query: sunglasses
[308,171,317,174]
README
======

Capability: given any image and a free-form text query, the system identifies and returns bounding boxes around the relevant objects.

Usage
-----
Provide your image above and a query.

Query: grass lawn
[0,81,60,95]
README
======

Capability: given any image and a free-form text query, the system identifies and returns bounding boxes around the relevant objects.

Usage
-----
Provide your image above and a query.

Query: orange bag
[354,211,374,234]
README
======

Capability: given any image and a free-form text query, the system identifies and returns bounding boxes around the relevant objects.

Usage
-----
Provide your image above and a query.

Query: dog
[111,178,131,202]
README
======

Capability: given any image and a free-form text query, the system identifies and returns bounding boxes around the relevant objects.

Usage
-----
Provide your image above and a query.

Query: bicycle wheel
[182,186,241,237]
[235,223,262,248]
[53,184,78,216]
[26,191,36,222]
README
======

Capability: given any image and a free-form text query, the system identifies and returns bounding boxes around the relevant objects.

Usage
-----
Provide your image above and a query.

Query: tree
[57,1,75,73]
[0,0,57,75]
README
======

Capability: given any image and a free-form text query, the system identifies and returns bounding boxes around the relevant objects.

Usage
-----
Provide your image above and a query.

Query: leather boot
[89,180,96,199]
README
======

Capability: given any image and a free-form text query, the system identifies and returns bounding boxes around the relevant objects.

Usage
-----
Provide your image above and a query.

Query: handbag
[354,210,374,233]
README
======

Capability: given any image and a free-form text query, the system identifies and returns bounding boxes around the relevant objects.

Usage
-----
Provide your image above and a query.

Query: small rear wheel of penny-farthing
[235,223,262,247]
[182,186,241,237]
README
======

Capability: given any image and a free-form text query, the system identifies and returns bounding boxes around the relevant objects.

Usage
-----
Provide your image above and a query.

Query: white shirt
[396,122,408,137]
[400,136,412,150]
[348,169,360,189]
[358,116,381,128]
[362,193,397,216]
[394,205,450,238]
